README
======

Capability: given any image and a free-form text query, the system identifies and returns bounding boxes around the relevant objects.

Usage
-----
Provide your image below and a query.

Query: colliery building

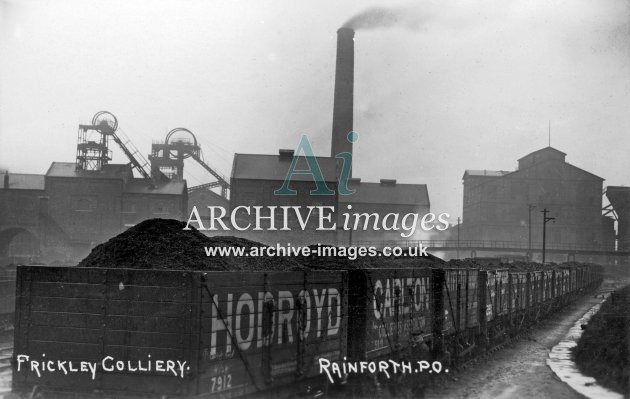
[462,147,615,255]
[2,24,437,261]
[229,150,341,245]
[0,112,238,265]
[339,178,430,244]
[187,187,229,226]
[227,26,432,246]
[228,150,431,246]
[0,163,186,264]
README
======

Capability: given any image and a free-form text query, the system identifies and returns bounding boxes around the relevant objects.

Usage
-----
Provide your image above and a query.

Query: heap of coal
[293,244,443,270]
[78,219,304,271]
[77,219,444,271]
[442,258,571,271]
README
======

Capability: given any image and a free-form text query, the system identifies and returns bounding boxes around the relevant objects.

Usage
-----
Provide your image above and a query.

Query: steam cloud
[342,6,426,31]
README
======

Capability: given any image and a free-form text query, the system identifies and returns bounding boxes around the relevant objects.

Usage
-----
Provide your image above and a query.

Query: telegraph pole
[528,204,536,260]
[541,208,555,266]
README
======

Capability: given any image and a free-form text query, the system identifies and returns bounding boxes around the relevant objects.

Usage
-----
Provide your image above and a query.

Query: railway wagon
[347,268,433,361]
[584,264,604,290]
[527,271,546,322]
[530,272,543,309]
[447,264,604,360]
[435,268,480,360]
[575,265,585,291]
[11,263,604,398]
[345,268,434,396]
[440,269,480,334]
[554,268,570,306]
[12,266,348,398]
[482,269,509,323]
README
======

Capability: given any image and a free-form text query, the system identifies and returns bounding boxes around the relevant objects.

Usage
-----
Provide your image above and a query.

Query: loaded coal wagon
[9,214,605,399]
[347,268,434,360]
[435,268,480,361]
[11,261,604,398]
[479,269,509,346]
[12,266,348,398]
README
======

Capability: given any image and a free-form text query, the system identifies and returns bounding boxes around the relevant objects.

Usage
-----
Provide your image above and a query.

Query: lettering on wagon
[205,288,341,359]
[372,277,430,320]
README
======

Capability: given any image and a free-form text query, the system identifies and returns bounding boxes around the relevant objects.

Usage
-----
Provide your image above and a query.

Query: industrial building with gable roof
[462,146,615,261]
[229,149,431,245]
[0,162,187,264]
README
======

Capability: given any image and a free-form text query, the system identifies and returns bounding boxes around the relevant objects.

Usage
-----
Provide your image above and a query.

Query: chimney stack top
[278,149,294,160]
[337,27,355,36]
[380,179,397,186]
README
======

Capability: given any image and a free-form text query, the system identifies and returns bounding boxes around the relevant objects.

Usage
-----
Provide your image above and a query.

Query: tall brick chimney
[331,27,355,167]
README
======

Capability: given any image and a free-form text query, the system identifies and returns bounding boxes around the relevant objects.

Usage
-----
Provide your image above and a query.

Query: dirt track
[426,294,604,399]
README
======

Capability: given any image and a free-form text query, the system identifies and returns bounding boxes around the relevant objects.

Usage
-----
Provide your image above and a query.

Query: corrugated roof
[0,173,45,190]
[339,181,430,206]
[124,179,186,195]
[46,162,133,179]
[232,154,341,182]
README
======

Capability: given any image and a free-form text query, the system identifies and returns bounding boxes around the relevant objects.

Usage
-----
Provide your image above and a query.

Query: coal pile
[443,259,485,269]
[78,221,593,274]
[442,258,570,271]
[78,219,304,271]
[294,245,443,270]
[78,219,444,272]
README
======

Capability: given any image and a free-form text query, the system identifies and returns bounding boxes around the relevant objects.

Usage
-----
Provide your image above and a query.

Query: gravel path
[426,294,603,399]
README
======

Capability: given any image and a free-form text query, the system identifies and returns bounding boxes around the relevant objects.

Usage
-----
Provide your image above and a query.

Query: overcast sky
[1,0,628,220]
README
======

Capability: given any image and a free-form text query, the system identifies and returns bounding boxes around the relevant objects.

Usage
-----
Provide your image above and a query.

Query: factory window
[17,196,35,211]
[72,196,96,212]
[150,200,171,215]
[122,200,137,214]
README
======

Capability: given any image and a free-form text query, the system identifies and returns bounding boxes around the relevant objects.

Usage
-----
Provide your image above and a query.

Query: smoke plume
[342,6,426,31]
